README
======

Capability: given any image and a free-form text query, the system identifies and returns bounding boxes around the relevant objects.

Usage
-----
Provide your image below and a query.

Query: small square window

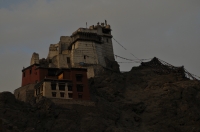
[52,92,56,97]
[68,93,73,98]
[51,84,56,90]
[76,74,83,82]
[77,85,83,92]
[60,92,65,97]
[59,85,65,91]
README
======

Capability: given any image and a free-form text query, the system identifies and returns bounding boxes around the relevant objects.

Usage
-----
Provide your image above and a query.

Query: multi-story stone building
[14,21,119,102]
[33,20,119,77]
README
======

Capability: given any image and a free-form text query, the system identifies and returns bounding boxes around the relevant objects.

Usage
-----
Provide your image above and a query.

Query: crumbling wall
[47,44,58,59]
[14,84,35,102]
[58,54,71,68]
[51,55,58,68]
[30,52,39,65]
[39,58,49,67]
[62,50,70,55]
[59,36,71,51]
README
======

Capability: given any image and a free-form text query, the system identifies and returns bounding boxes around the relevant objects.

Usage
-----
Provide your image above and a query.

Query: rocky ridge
[1,60,200,132]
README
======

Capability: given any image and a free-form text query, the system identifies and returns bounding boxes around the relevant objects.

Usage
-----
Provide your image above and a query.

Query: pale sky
[1,0,200,92]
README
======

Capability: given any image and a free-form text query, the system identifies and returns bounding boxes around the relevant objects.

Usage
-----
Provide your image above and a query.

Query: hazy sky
[1,0,200,92]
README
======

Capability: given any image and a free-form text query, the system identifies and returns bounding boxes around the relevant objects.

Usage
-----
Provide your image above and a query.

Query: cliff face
[1,63,200,132]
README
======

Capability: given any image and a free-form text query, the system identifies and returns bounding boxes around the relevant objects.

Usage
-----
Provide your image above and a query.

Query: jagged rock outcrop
[1,63,200,132]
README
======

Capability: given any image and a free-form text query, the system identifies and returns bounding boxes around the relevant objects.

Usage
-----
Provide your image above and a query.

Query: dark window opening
[76,74,83,82]
[102,28,110,34]
[52,92,56,97]
[51,84,56,90]
[84,55,86,59]
[30,69,32,74]
[60,92,65,97]
[67,57,70,63]
[107,38,109,43]
[78,94,83,99]
[49,59,52,63]
[68,93,73,98]
[48,69,56,76]
[77,84,83,92]
[68,85,72,91]
[59,85,65,91]
[23,72,25,77]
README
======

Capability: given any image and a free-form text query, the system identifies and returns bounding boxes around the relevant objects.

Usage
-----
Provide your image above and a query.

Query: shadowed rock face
[1,65,200,132]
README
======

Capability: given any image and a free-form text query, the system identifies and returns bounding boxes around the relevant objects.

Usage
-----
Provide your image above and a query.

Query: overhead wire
[112,37,143,62]
[112,37,199,80]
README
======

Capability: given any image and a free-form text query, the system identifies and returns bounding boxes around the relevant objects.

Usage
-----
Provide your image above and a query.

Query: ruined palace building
[14,21,119,102]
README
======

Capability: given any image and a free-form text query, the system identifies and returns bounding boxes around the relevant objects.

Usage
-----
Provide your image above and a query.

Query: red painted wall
[22,65,39,86]
[70,69,90,100]
[63,70,71,80]
[21,65,48,86]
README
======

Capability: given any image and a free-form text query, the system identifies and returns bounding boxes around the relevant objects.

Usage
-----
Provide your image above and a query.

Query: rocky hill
[1,58,200,132]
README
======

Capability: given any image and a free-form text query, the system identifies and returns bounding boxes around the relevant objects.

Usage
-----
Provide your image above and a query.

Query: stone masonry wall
[71,41,98,67]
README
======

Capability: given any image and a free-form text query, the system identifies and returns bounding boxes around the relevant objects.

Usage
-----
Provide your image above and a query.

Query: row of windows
[51,92,83,98]
[51,84,83,92]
